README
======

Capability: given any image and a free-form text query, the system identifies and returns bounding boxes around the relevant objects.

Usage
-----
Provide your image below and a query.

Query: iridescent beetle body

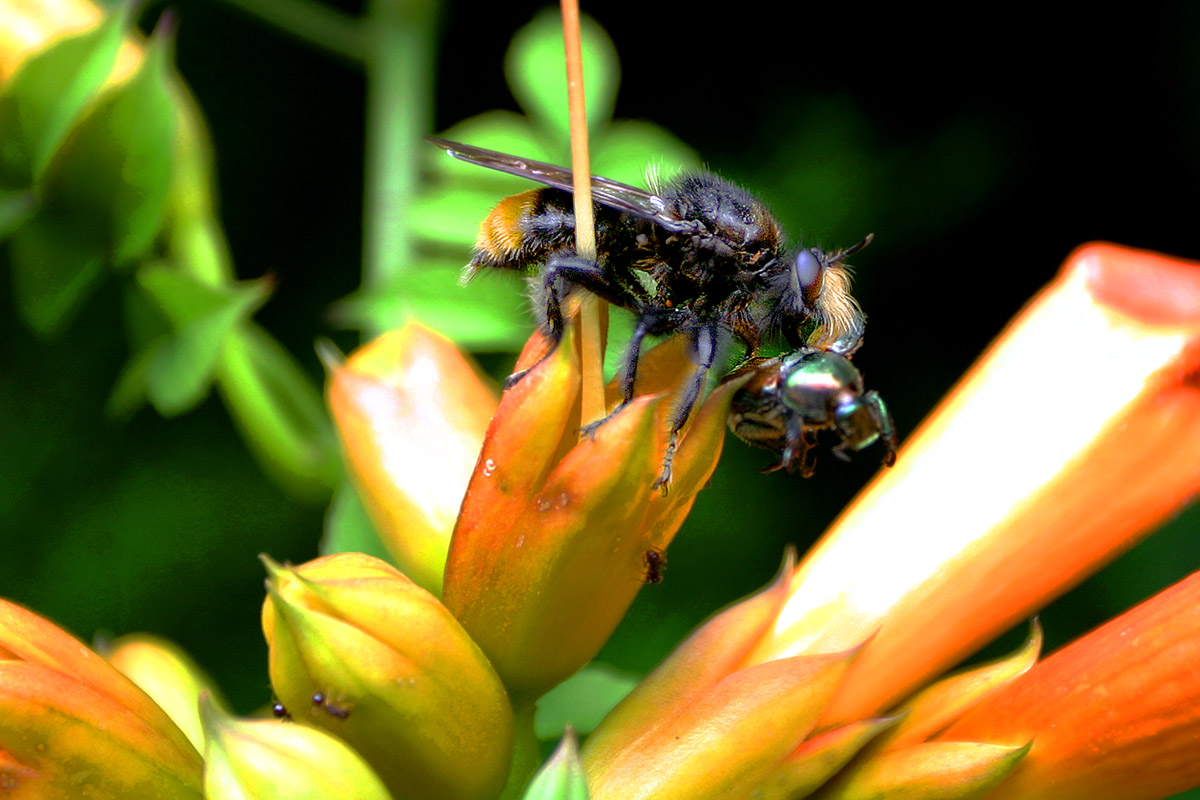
[727,349,897,476]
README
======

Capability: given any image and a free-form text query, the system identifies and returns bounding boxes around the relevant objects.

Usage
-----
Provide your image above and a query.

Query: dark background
[2,0,1198,732]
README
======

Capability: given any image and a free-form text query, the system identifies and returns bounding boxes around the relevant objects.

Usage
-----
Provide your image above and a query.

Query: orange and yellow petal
[745,243,1200,725]
[328,323,497,593]
[938,569,1200,800]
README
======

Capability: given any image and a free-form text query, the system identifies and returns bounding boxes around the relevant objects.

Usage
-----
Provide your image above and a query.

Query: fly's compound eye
[792,249,825,310]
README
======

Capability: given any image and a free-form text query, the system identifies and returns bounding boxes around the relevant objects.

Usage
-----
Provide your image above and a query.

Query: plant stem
[561,0,606,427]
[362,0,436,336]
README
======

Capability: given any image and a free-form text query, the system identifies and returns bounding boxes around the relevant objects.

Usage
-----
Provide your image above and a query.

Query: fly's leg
[652,324,718,495]
[579,312,660,439]
[507,253,644,389]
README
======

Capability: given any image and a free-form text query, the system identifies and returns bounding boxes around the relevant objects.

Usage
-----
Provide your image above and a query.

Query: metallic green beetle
[726,349,897,476]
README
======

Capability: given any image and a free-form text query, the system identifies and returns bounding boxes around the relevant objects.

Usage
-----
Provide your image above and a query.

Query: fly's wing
[427,137,700,234]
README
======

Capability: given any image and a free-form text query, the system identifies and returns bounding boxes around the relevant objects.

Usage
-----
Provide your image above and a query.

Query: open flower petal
[809,741,1030,800]
[582,550,796,768]
[742,243,1200,724]
[881,621,1042,750]
[585,651,858,800]
[764,717,901,800]
[937,569,1200,800]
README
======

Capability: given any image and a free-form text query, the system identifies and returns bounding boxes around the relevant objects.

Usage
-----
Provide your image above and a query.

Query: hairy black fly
[429,138,873,490]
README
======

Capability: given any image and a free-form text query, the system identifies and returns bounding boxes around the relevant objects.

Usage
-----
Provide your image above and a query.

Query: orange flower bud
[261,552,513,800]
[328,323,497,593]
[0,598,203,798]
[443,329,743,700]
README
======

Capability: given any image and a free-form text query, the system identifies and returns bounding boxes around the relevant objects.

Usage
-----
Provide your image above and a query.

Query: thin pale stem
[561,0,606,427]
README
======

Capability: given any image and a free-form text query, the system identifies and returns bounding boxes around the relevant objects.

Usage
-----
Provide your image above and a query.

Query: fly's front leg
[652,323,718,495]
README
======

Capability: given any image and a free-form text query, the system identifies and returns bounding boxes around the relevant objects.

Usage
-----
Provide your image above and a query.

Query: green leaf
[521,730,589,800]
[38,21,177,265]
[215,326,338,499]
[105,343,154,419]
[535,663,639,739]
[409,184,511,247]
[134,263,271,414]
[146,308,248,415]
[592,120,700,186]
[0,189,36,241]
[505,10,618,143]
[8,213,106,336]
[136,261,270,327]
[321,480,393,561]
[330,259,530,351]
[0,4,128,188]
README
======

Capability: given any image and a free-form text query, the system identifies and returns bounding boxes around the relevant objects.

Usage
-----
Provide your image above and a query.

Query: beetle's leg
[779,414,807,473]
[797,430,820,477]
[865,390,898,467]
[652,323,719,495]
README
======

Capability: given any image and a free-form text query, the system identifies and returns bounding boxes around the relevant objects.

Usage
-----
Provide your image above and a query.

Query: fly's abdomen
[466,188,641,280]
[468,189,577,275]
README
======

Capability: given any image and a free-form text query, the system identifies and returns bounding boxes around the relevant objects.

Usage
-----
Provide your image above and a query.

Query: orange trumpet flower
[582,243,1200,800]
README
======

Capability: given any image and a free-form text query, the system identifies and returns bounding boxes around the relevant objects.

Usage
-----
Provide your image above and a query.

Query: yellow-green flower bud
[261,552,513,800]
[104,632,227,753]
[200,694,392,800]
